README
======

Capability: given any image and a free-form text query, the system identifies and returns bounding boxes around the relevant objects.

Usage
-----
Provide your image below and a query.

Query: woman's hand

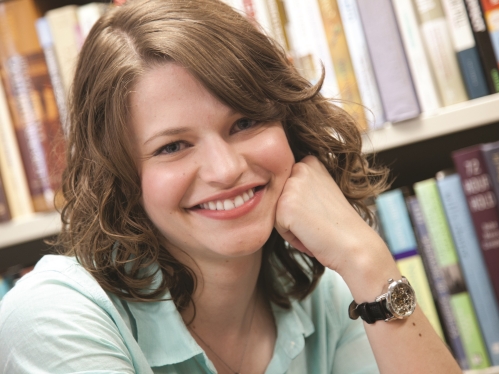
[274,155,386,274]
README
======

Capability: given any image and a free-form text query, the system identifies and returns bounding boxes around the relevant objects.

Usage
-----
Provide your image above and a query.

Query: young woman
[0,0,461,373]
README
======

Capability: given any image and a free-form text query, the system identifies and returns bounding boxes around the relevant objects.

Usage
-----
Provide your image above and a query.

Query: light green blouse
[0,255,379,373]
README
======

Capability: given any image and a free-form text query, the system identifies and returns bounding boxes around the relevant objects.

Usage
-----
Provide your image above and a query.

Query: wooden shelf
[465,366,499,374]
[0,212,61,249]
[362,93,499,153]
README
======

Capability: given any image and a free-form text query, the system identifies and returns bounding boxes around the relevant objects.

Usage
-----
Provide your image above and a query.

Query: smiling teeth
[200,188,255,211]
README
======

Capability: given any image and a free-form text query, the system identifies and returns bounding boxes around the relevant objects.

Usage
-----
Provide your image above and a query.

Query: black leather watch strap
[348,299,392,324]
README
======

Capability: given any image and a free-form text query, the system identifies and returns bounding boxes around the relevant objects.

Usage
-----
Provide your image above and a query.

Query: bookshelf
[1,0,499,372]
[362,92,499,153]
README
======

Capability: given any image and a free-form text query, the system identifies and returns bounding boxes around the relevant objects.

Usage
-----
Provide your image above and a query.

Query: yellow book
[316,0,367,130]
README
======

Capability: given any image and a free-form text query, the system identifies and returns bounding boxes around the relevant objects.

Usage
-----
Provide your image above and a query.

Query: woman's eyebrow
[143,127,190,146]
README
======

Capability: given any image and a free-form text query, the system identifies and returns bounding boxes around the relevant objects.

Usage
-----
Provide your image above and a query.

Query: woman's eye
[156,141,188,155]
[232,118,258,133]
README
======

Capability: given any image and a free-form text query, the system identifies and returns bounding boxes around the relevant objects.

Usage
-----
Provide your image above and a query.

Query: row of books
[372,140,499,370]
[226,0,499,130]
[0,0,109,223]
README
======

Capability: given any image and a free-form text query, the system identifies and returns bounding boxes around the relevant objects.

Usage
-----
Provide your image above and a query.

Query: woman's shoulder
[0,255,143,373]
[1,254,108,311]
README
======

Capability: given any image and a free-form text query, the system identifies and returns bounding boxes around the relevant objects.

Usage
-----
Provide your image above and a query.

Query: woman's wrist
[332,237,402,303]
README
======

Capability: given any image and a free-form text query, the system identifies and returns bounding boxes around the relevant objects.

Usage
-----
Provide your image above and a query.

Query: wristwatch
[348,276,417,324]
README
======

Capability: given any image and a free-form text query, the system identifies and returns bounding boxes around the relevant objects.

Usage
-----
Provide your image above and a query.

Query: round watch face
[387,281,416,318]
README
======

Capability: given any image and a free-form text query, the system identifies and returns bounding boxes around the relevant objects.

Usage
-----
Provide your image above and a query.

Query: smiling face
[129,63,295,264]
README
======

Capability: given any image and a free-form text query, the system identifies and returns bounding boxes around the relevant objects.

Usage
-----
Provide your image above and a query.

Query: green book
[414,178,490,369]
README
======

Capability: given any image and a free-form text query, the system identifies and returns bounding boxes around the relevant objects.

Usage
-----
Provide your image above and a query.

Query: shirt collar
[124,293,315,369]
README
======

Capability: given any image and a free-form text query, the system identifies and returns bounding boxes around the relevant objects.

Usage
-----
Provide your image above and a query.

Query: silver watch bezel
[375,276,417,322]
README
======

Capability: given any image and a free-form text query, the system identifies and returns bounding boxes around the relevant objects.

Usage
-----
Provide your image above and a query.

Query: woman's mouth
[197,186,264,211]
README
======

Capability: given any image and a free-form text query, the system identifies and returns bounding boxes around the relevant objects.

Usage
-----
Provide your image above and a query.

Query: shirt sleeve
[0,270,136,374]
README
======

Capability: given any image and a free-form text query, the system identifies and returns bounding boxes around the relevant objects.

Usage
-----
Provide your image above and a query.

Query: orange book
[316,0,367,130]
[0,0,66,212]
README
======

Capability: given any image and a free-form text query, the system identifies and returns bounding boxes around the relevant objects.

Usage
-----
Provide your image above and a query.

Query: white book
[265,0,289,50]
[77,2,109,40]
[283,0,339,99]
[392,0,441,113]
[337,0,385,129]
[413,0,468,106]
[0,78,34,218]
[441,0,475,51]
[46,5,82,95]
[252,0,275,37]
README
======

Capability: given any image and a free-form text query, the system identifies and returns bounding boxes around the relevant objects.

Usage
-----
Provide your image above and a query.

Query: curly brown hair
[55,0,389,311]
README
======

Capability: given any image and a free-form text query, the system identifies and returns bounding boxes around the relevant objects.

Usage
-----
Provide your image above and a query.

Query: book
[375,189,444,338]
[413,0,469,106]
[265,0,290,51]
[441,0,489,99]
[283,0,339,99]
[480,0,499,64]
[406,196,469,370]
[482,141,499,211]
[35,17,69,136]
[437,172,499,366]
[45,5,83,95]
[463,0,499,93]
[391,0,442,113]
[337,0,385,129]
[0,66,34,219]
[316,0,367,130]
[76,2,109,40]
[0,172,11,223]
[0,276,10,301]
[0,0,66,212]
[414,178,490,369]
[356,0,421,123]
[452,144,499,305]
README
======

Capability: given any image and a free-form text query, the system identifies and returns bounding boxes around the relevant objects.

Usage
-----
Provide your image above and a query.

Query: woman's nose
[198,137,247,187]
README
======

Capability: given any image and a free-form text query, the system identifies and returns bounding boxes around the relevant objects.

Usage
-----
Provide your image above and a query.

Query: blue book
[457,48,489,99]
[406,196,469,370]
[437,173,499,366]
[375,189,444,339]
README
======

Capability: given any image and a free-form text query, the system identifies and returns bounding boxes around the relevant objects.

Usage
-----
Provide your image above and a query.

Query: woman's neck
[180,249,263,332]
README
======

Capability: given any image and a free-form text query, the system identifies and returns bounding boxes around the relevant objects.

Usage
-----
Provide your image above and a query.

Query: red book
[452,144,499,304]
[0,0,66,212]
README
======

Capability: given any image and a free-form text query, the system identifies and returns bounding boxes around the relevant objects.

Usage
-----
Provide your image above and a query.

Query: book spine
[0,172,11,223]
[0,64,34,218]
[0,0,66,212]
[452,145,499,304]
[482,141,499,211]
[480,0,499,63]
[375,189,444,338]
[316,0,367,130]
[76,3,108,40]
[251,0,275,36]
[35,17,69,136]
[413,0,469,105]
[463,0,499,92]
[441,0,490,98]
[438,173,499,366]
[391,0,441,113]
[414,178,490,369]
[406,196,469,370]
[45,5,82,95]
[336,0,386,129]
[298,0,339,99]
[283,0,324,88]
[266,0,290,51]
[356,0,421,123]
